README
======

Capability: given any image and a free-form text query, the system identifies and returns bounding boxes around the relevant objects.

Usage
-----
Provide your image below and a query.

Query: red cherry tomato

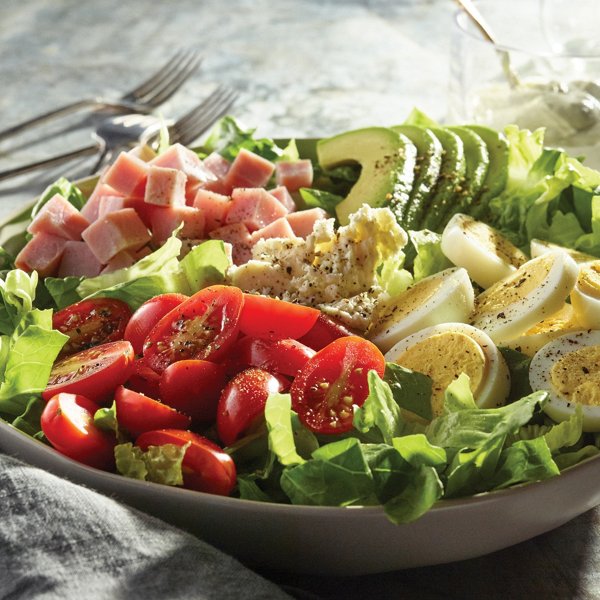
[126,360,161,398]
[225,336,316,377]
[143,285,243,373]
[159,359,227,423]
[42,340,135,404]
[298,313,354,351]
[41,393,116,470]
[53,298,132,356]
[136,429,236,496]
[238,294,320,341]
[290,336,385,435]
[216,367,287,446]
[124,293,188,355]
[114,386,191,438]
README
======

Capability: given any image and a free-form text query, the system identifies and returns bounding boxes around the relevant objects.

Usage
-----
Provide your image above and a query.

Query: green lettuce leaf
[499,347,533,402]
[383,363,433,421]
[408,229,452,281]
[31,177,86,219]
[115,442,189,486]
[403,108,439,129]
[265,393,305,467]
[443,373,477,413]
[298,188,342,214]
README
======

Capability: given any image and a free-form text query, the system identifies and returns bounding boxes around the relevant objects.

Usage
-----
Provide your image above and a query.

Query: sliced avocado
[465,125,509,219]
[391,125,443,230]
[421,127,466,232]
[317,127,417,225]
[446,125,490,216]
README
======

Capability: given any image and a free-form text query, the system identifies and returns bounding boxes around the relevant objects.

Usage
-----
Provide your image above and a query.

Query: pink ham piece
[27,194,90,241]
[275,159,314,192]
[209,223,253,265]
[82,208,151,264]
[203,152,231,179]
[81,182,124,222]
[249,217,297,244]
[223,149,275,191]
[150,206,205,243]
[225,188,288,232]
[151,144,216,185]
[97,195,129,219]
[144,166,187,207]
[15,233,68,277]
[268,186,296,212]
[103,152,150,198]
[58,241,103,278]
[193,189,231,231]
[285,208,329,238]
[101,245,152,274]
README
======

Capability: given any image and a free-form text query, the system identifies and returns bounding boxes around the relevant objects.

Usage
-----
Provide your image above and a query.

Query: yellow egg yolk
[577,262,600,299]
[550,345,600,406]
[394,331,486,417]
[525,304,576,336]
[462,218,527,268]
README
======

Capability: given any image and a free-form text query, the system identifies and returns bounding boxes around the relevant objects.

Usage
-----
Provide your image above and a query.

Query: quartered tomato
[114,386,191,438]
[41,393,116,470]
[124,293,188,355]
[298,313,354,351]
[53,298,132,356]
[290,336,385,435]
[143,285,243,373]
[238,294,320,340]
[216,367,287,446]
[136,429,236,496]
[42,340,135,404]
[159,359,227,423]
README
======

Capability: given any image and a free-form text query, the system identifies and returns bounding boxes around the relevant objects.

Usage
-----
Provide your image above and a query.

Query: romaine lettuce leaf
[298,188,342,214]
[30,177,86,219]
[265,393,305,467]
[115,442,189,486]
[408,229,452,282]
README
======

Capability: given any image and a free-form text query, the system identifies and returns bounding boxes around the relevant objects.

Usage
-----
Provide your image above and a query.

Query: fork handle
[0,143,100,182]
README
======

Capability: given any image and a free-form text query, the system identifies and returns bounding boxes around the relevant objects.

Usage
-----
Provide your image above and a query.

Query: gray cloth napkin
[0,453,292,600]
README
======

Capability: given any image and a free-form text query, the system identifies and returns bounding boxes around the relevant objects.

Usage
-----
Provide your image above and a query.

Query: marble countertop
[1,1,600,598]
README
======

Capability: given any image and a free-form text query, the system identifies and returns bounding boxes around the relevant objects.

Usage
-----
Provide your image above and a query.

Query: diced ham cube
[225,188,288,232]
[101,251,136,274]
[103,152,150,198]
[82,208,151,264]
[285,208,329,238]
[275,159,314,192]
[209,223,253,265]
[144,166,187,207]
[203,152,231,179]
[81,182,124,222]
[15,233,68,277]
[268,186,296,213]
[151,144,216,185]
[250,217,297,244]
[224,149,275,190]
[193,189,231,231]
[58,241,103,278]
[97,195,129,219]
[150,206,205,243]
[27,194,90,241]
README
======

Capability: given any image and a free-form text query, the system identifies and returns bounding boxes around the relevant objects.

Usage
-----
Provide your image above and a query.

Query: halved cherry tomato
[298,313,354,351]
[143,285,243,373]
[290,336,385,435]
[216,367,287,446]
[136,429,236,496]
[41,393,116,470]
[42,340,135,404]
[124,293,188,355]
[114,386,191,438]
[126,360,161,399]
[159,359,227,423]
[53,298,132,356]
[238,294,320,341]
[225,336,316,377]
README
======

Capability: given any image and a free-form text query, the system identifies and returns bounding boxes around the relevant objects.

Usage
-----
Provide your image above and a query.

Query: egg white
[570,261,600,329]
[385,322,510,415]
[529,330,600,431]
[441,213,527,289]
[530,238,597,266]
[369,267,474,353]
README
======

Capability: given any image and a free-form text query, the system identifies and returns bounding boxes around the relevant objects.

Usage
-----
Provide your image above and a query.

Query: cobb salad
[2,110,600,525]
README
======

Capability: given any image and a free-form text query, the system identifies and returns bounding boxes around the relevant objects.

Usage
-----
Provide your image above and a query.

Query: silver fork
[0,49,202,143]
[0,86,238,181]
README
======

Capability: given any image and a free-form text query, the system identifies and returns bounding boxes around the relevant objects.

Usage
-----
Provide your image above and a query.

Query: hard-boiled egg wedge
[368,267,474,353]
[530,330,600,431]
[441,213,527,289]
[570,261,600,329]
[385,323,510,418]
[503,303,581,357]
[530,238,597,266]
[471,251,579,344]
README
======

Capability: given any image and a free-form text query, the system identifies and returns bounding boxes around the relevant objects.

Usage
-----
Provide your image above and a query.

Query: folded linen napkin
[0,453,292,600]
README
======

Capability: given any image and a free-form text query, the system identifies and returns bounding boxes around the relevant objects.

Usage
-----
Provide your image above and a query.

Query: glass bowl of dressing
[449,0,600,167]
